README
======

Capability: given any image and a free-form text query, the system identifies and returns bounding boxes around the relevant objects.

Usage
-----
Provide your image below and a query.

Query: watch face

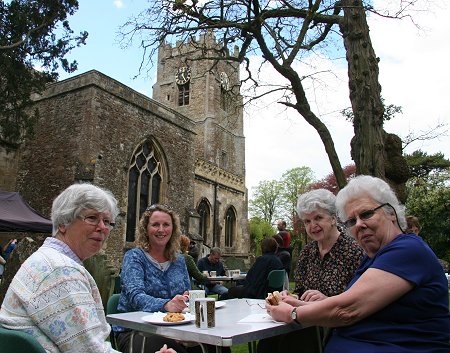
[220,71,229,90]
[175,66,191,85]
[291,307,297,320]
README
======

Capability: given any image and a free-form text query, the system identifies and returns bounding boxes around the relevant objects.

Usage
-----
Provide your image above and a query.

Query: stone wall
[0,148,19,192]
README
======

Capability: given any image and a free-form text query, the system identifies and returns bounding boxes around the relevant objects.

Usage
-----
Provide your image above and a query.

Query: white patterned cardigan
[0,243,119,353]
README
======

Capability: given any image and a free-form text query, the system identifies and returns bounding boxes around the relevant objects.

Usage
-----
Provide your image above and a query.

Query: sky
[59,0,450,197]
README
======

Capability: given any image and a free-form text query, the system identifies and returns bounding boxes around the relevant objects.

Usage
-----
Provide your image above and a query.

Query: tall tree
[0,0,87,148]
[248,180,283,224]
[279,166,315,225]
[118,0,417,187]
[404,150,450,178]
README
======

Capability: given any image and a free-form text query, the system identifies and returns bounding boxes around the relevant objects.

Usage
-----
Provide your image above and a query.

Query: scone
[163,312,185,322]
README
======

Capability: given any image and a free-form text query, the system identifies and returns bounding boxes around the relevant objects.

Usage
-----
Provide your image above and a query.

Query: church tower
[153,31,248,256]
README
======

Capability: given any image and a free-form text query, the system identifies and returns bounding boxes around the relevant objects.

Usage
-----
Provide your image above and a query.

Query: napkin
[237,314,276,323]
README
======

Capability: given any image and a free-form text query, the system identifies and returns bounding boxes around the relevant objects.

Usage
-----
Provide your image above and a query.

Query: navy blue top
[325,233,450,353]
[115,248,190,332]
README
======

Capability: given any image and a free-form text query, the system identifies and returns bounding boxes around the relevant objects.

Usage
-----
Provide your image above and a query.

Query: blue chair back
[0,327,46,353]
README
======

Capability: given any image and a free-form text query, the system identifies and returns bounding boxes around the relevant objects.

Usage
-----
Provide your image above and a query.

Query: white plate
[215,301,226,309]
[141,312,194,325]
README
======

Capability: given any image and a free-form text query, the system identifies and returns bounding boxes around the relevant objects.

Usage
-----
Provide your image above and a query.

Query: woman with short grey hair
[258,188,364,353]
[0,183,121,353]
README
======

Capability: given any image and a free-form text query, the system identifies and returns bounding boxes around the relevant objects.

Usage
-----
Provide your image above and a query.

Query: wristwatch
[290,307,299,323]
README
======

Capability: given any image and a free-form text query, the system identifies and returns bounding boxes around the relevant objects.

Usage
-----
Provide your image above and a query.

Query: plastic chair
[106,294,121,349]
[107,293,145,353]
[267,269,286,292]
[0,326,46,353]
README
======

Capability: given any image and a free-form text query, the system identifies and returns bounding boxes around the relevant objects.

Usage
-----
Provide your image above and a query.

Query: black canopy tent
[0,191,52,233]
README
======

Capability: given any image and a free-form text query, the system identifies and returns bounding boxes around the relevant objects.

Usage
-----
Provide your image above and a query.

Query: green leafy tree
[248,180,282,224]
[406,170,450,263]
[279,167,315,226]
[404,150,450,178]
[0,0,88,148]
[118,1,421,187]
[248,217,275,256]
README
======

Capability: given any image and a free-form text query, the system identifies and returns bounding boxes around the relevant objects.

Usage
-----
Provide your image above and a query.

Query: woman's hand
[300,290,327,302]
[265,301,293,323]
[155,344,177,353]
[163,294,188,312]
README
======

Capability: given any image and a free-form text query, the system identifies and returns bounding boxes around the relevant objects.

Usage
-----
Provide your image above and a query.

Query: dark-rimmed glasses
[78,215,115,231]
[344,203,388,228]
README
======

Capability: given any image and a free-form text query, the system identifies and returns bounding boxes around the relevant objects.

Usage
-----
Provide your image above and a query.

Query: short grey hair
[210,247,222,256]
[51,183,119,235]
[297,189,336,218]
[335,175,406,230]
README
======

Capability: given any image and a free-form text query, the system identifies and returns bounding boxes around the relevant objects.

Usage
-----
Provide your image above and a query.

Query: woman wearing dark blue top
[222,237,284,299]
[266,175,450,353]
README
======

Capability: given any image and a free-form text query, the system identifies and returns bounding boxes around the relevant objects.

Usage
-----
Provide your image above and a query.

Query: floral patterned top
[294,232,364,297]
[0,237,118,353]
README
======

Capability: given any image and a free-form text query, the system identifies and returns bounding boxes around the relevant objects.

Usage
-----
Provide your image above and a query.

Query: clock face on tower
[220,71,229,90]
[175,66,191,85]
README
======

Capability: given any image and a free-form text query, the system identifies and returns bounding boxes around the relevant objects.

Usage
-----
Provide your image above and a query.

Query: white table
[106,298,305,353]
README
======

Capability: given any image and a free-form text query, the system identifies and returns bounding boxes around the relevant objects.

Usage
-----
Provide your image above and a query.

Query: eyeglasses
[78,215,115,231]
[344,203,388,228]
[246,299,266,309]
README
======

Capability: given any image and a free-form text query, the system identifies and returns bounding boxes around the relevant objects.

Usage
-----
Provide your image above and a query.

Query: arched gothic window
[197,199,211,246]
[225,206,236,247]
[126,140,167,242]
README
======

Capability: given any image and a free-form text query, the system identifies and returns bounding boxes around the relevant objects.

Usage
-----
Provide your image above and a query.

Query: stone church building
[0,32,250,270]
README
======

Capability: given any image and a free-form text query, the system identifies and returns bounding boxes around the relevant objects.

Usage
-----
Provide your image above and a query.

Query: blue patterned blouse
[116,248,190,330]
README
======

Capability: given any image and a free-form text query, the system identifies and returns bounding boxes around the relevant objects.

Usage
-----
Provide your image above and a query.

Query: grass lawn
[232,343,250,353]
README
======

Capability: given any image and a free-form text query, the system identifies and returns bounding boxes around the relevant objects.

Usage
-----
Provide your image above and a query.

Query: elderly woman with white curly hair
[266,175,450,353]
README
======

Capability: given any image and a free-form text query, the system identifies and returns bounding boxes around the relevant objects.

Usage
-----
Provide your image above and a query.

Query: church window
[220,150,228,169]
[178,83,190,106]
[197,199,211,246]
[220,88,230,111]
[126,140,166,242]
[225,207,236,247]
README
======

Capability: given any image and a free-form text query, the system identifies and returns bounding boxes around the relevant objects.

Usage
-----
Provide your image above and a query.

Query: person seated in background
[266,176,450,353]
[197,247,229,299]
[0,183,122,352]
[406,215,421,235]
[180,235,209,289]
[222,237,284,300]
